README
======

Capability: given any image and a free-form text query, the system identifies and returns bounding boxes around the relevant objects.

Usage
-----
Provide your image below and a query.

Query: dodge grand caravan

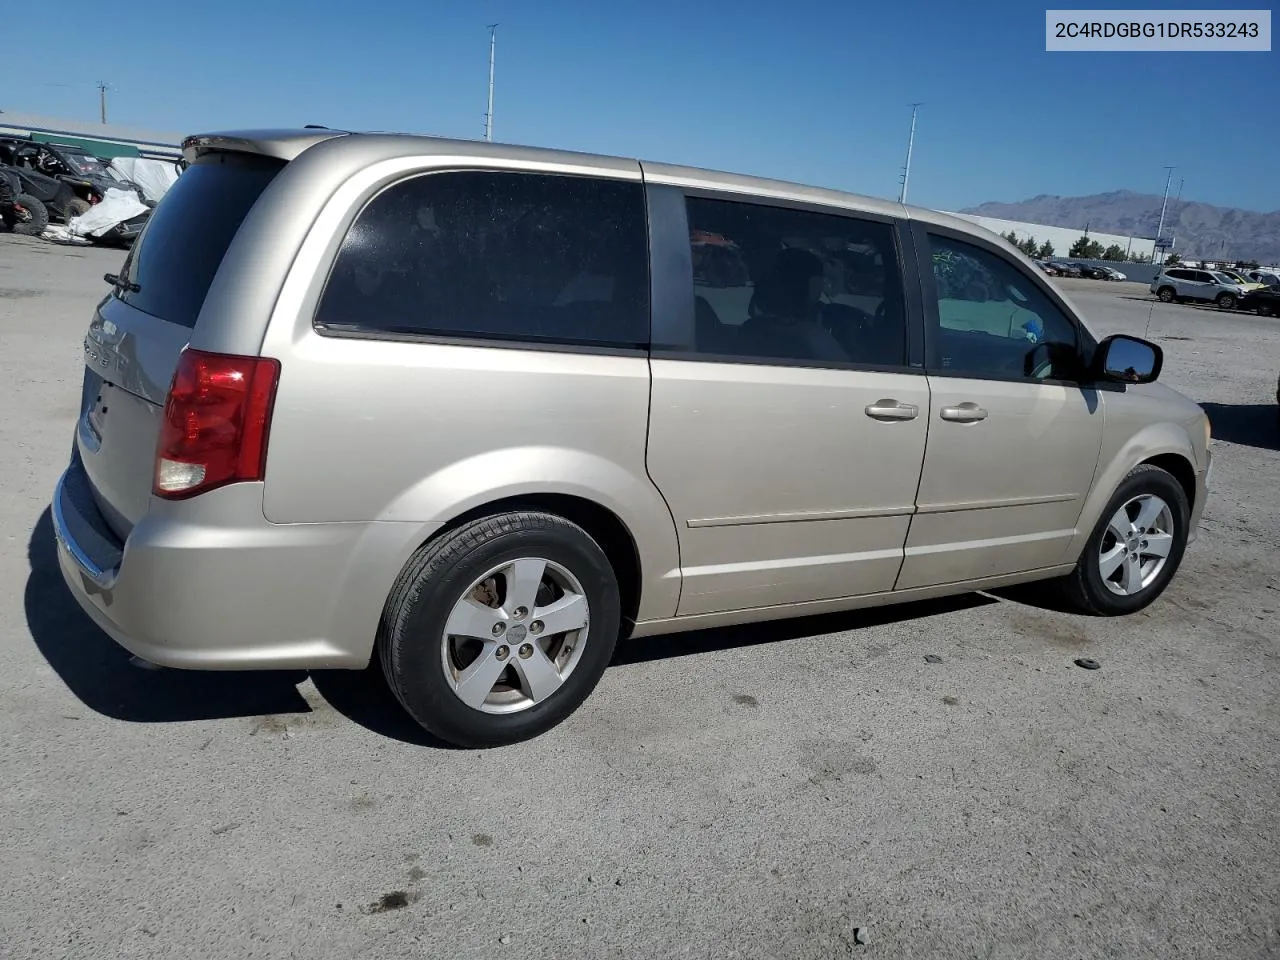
[53,129,1212,747]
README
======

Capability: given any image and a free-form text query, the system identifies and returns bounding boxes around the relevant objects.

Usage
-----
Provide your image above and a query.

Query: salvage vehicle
[0,167,48,235]
[0,161,79,224]
[0,137,151,242]
[53,128,1212,748]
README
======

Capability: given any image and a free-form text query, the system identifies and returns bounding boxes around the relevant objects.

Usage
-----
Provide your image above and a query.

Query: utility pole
[898,103,921,205]
[97,81,108,124]
[484,24,499,142]
[1176,178,1184,202]
[1154,164,1175,263]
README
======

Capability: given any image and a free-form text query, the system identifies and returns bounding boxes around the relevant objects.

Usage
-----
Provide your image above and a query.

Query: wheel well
[1143,453,1196,511]
[435,494,643,632]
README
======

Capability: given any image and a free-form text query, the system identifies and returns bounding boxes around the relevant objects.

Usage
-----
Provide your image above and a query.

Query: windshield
[59,150,110,176]
[1210,272,1237,284]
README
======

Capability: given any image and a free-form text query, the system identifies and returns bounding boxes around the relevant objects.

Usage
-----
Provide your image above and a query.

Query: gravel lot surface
[2,243,1277,959]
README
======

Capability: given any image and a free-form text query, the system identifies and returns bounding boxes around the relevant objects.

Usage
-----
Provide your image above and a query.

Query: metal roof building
[0,109,182,160]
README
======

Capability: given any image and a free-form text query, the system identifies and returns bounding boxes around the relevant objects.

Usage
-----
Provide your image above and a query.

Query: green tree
[1003,230,1020,247]
[1068,235,1105,259]
[1165,252,1182,266]
[1100,244,1126,261]
[1235,259,1260,269]
[1018,236,1039,257]
[1037,240,1055,259]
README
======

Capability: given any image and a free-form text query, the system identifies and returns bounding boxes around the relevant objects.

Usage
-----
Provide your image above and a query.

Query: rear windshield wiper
[103,273,141,294]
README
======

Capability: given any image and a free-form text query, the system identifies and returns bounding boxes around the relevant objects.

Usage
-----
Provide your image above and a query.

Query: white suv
[1151,268,1249,309]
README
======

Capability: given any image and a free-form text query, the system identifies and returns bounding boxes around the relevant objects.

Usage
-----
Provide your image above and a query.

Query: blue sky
[4,0,1277,212]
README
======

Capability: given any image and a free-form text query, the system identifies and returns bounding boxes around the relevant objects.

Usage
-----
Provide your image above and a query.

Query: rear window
[116,152,284,328]
[313,170,650,349]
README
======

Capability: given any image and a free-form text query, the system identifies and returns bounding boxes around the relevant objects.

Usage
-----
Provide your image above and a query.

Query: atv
[0,167,49,236]
[0,137,152,243]
[0,161,78,223]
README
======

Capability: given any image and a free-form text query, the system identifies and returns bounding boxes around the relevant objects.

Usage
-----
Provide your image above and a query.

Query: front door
[896,227,1105,590]
[645,187,928,616]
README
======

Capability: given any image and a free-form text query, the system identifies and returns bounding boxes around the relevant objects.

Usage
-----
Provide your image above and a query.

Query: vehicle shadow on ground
[1201,402,1280,452]
[26,505,1007,747]
[25,508,465,747]
[611,593,996,665]
[25,508,312,723]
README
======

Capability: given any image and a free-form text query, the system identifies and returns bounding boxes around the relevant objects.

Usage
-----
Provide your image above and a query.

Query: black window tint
[314,171,649,349]
[683,196,906,367]
[928,234,1081,381]
[1166,269,1188,280]
[117,152,284,328]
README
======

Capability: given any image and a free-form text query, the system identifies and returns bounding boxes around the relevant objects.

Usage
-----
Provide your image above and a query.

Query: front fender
[1065,419,1199,562]
[376,446,681,621]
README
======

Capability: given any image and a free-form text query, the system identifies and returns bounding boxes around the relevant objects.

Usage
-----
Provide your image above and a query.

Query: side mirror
[1094,334,1162,385]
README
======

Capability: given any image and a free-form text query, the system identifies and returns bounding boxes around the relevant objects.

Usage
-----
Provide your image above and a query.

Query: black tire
[64,197,91,223]
[1060,464,1190,616]
[1215,292,1236,310]
[378,511,621,748]
[1257,303,1273,318]
[8,194,49,236]
[1156,286,1176,303]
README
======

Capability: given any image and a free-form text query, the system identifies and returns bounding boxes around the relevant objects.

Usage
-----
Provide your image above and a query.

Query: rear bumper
[53,456,437,670]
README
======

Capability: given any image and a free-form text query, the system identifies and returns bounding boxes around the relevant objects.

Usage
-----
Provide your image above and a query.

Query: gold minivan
[53,129,1212,746]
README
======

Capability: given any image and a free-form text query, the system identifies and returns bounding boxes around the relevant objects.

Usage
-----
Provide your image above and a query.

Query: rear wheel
[1216,292,1237,310]
[1060,464,1190,616]
[378,511,621,748]
[64,197,91,222]
[3,194,49,235]
[1156,286,1176,303]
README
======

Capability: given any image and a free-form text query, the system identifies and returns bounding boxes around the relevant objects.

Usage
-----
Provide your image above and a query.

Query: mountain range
[960,190,1280,265]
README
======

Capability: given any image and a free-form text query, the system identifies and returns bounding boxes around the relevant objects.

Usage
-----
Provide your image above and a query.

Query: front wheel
[1060,464,1190,616]
[1216,292,1237,310]
[378,511,621,748]
[1156,286,1176,303]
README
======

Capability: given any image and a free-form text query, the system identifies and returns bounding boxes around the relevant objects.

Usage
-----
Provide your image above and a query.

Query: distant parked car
[1076,264,1114,280]
[1245,284,1280,317]
[1049,261,1083,278]
[1244,269,1280,287]
[1214,268,1267,292]
[1150,268,1250,309]
[1032,259,1058,275]
[1094,266,1127,281]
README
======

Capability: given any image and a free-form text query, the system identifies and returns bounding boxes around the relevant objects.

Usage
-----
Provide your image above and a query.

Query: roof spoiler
[181,128,350,164]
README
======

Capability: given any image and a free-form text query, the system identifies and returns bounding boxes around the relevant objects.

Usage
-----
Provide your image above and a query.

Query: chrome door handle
[864,399,919,421]
[939,402,988,423]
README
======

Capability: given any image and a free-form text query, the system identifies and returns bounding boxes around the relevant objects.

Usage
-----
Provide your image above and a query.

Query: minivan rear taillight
[153,348,281,499]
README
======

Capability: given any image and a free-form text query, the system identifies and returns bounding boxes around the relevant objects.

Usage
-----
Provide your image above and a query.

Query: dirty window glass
[683,196,906,367]
[927,234,1081,381]
[314,171,650,349]
[116,152,284,328]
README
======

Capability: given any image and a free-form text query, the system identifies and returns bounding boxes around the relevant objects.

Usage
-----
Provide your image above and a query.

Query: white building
[945,212,1159,261]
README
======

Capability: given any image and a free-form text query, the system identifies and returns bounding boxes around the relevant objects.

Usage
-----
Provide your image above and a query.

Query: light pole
[1154,165,1175,263]
[898,103,921,205]
[484,24,499,142]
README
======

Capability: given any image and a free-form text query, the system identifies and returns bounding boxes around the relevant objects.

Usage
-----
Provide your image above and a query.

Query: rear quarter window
[313,170,650,349]
[116,152,285,329]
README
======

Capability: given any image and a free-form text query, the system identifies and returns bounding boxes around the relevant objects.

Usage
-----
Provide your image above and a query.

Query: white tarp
[68,188,149,238]
[109,157,179,204]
